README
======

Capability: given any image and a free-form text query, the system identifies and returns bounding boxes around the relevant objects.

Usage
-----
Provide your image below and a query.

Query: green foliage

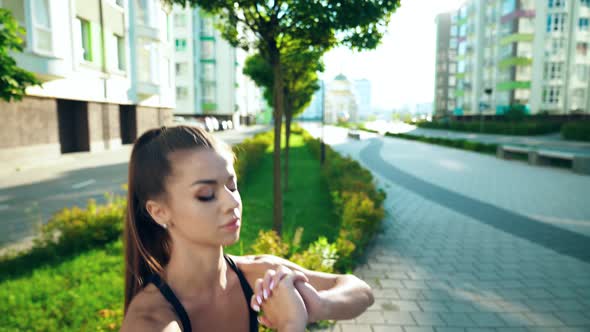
[416,118,562,136]
[290,237,338,273]
[0,8,41,101]
[384,132,498,155]
[250,230,290,258]
[561,121,590,142]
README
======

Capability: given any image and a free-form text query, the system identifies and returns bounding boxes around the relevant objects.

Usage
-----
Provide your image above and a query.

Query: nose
[221,185,241,213]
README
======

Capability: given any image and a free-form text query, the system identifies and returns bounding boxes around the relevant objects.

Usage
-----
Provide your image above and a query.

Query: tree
[167,0,401,234]
[0,8,40,102]
[243,41,324,191]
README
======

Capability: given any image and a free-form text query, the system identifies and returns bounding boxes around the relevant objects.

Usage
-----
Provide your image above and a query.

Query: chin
[221,233,240,246]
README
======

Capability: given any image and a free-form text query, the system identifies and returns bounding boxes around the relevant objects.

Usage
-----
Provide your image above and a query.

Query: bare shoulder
[120,284,181,332]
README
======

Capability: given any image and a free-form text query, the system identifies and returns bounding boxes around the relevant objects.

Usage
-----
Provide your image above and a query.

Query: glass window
[201,62,215,82]
[32,0,52,52]
[76,17,92,62]
[582,0,590,8]
[548,0,566,7]
[201,40,215,59]
[175,38,187,52]
[577,64,589,81]
[580,18,590,31]
[542,86,561,104]
[201,17,215,36]
[544,62,563,79]
[175,62,188,76]
[547,14,567,32]
[174,13,186,28]
[176,86,188,99]
[577,42,589,56]
[202,83,216,103]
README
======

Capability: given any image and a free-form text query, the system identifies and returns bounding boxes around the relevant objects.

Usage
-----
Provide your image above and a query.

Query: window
[174,13,186,28]
[138,38,158,83]
[201,40,215,59]
[202,82,216,103]
[76,18,92,61]
[544,62,563,79]
[32,0,52,52]
[577,64,589,81]
[547,38,566,55]
[577,42,589,56]
[175,38,187,52]
[201,62,215,82]
[547,14,567,32]
[548,0,566,7]
[201,17,215,36]
[176,86,188,99]
[543,86,561,103]
[582,0,590,7]
[109,34,125,71]
[175,62,188,76]
[580,18,590,31]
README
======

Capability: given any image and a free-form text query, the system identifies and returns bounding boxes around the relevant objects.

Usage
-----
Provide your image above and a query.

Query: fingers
[262,269,276,300]
[258,315,275,329]
[250,278,264,312]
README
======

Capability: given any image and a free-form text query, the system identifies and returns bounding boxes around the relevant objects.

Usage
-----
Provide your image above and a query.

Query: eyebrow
[191,174,235,187]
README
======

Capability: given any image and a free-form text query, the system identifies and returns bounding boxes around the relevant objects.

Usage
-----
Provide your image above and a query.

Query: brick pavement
[310,132,590,332]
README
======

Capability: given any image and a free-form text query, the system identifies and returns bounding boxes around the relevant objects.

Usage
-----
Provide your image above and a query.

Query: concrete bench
[533,149,590,175]
[498,144,590,174]
[347,130,361,140]
[496,145,533,160]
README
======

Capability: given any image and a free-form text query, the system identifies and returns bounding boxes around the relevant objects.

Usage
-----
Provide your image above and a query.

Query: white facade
[3,0,174,108]
[235,49,266,118]
[325,74,358,124]
[172,6,237,115]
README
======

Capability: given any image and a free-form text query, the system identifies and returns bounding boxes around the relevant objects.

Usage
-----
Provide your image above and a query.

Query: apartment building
[172,5,237,118]
[0,0,174,161]
[436,0,590,117]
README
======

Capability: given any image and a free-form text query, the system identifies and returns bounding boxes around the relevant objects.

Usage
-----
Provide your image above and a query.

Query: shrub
[561,121,590,142]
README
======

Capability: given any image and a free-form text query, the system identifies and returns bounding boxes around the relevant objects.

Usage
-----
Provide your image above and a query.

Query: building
[0,0,174,161]
[298,80,324,121]
[325,74,358,124]
[434,12,456,119]
[354,79,372,120]
[172,5,237,119]
[437,0,590,117]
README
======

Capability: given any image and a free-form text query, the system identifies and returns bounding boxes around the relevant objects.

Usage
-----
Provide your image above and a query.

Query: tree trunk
[284,108,292,192]
[270,47,284,235]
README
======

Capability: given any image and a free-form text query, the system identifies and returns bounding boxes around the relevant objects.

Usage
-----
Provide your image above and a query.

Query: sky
[320,0,464,110]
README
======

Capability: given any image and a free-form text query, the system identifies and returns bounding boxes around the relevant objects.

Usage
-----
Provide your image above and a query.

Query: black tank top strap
[224,255,259,332]
[146,274,192,332]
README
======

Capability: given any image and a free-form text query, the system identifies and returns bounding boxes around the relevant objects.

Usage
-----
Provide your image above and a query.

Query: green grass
[227,131,340,254]
[0,130,340,331]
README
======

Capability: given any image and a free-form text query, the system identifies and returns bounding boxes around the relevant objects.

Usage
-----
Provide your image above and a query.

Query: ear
[145,199,171,227]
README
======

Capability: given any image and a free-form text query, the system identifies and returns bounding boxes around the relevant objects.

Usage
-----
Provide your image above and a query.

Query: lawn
[0,130,340,331]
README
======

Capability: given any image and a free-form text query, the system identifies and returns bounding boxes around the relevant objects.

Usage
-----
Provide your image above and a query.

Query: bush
[384,132,498,155]
[561,121,590,142]
[417,119,562,136]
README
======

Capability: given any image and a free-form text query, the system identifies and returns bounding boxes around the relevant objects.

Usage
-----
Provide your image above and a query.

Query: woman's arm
[251,254,374,323]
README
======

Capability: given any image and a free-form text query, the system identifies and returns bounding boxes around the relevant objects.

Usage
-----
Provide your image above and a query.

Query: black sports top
[146,255,258,332]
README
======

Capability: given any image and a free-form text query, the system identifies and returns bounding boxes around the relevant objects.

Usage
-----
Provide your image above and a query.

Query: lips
[222,217,240,228]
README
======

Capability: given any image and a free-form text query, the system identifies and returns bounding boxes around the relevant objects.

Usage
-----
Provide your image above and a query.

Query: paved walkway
[301,124,590,332]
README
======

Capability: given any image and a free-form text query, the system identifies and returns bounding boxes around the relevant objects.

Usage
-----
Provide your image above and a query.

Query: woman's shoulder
[121,284,181,332]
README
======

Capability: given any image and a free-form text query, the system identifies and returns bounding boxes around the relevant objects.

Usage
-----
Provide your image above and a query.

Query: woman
[121,125,374,332]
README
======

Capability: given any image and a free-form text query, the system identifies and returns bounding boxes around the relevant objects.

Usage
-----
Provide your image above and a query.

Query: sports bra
[146,255,258,332]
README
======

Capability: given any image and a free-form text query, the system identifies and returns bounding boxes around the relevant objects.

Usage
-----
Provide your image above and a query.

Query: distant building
[435,0,590,116]
[354,79,372,120]
[434,12,456,119]
[298,80,324,121]
[172,6,237,116]
[325,74,358,123]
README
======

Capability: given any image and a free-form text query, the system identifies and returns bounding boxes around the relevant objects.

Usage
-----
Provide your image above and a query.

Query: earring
[161,223,168,230]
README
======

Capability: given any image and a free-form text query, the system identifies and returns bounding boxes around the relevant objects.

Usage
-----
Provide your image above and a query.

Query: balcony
[496,81,531,91]
[499,33,534,46]
[14,51,69,82]
[137,81,159,97]
[498,57,533,69]
[501,10,535,24]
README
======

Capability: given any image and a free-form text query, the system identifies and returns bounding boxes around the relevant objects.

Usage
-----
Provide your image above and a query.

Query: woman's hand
[250,266,308,331]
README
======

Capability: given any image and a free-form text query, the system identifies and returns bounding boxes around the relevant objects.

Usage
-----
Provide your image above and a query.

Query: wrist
[312,291,331,322]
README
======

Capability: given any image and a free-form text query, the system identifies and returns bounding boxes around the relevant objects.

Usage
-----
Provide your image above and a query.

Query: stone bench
[347,130,361,140]
[497,144,590,174]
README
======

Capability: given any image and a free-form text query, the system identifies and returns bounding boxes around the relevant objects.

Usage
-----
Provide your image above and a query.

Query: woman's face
[163,148,242,247]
